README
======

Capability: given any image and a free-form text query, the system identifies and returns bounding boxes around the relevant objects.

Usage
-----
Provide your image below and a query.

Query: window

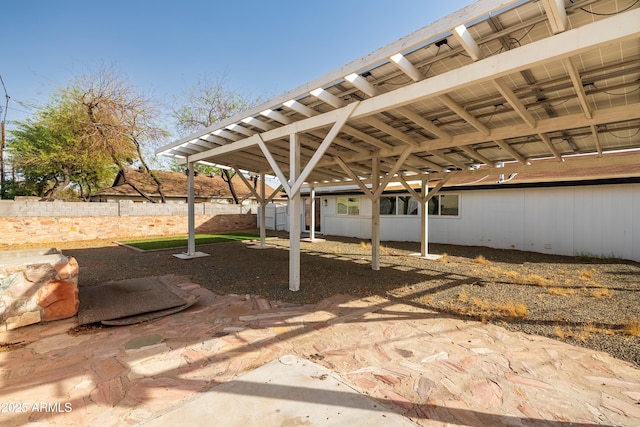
[380,196,418,216]
[380,197,396,215]
[337,197,360,215]
[428,194,459,216]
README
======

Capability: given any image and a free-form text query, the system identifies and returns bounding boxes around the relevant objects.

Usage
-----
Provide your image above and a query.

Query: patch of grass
[591,288,612,298]
[578,268,596,281]
[547,287,576,296]
[624,319,640,337]
[523,274,551,286]
[121,233,263,251]
[458,290,469,303]
[451,297,527,319]
[473,255,491,265]
[554,326,565,339]
[437,253,449,263]
[503,270,521,282]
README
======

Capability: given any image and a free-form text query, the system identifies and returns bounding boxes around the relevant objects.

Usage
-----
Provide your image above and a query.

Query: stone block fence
[0,200,257,245]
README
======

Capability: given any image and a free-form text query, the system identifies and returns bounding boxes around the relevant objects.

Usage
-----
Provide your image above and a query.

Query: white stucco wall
[304,183,639,261]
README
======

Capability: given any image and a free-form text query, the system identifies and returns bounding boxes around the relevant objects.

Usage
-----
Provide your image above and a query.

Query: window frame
[337,197,361,216]
[428,193,460,217]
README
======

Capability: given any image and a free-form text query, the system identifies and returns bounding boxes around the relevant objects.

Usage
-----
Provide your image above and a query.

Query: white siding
[313,183,640,261]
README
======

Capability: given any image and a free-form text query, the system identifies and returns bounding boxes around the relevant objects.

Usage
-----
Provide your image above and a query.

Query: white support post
[260,173,267,248]
[420,176,429,257]
[309,186,316,241]
[174,162,209,259]
[187,162,196,256]
[289,133,302,291]
[371,157,380,271]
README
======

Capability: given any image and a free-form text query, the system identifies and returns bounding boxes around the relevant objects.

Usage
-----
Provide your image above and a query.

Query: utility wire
[0,73,9,122]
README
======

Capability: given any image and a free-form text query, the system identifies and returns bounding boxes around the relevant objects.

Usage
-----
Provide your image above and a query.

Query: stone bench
[0,248,79,331]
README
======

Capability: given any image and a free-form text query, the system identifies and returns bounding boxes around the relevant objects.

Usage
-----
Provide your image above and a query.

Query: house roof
[94,169,280,200]
[156,0,640,192]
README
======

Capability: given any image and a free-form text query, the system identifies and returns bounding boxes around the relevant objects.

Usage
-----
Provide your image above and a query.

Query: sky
[2,0,473,140]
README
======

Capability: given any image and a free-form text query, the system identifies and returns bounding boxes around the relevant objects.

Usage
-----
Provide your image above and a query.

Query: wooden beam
[212,129,241,141]
[345,73,378,97]
[226,123,255,137]
[342,125,394,150]
[289,133,302,291]
[373,146,414,198]
[541,0,568,34]
[310,88,344,108]
[493,77,537,128]
[241,116,274,131]
[233,167,261,202]
[371,157,381,271]
[439,94,491,136]
[409,154,444,171]
[390,53,423,82]
[308,131,370,155]
[563,57,592,119]
[335,157,373,197]
[256,135,291,195]
[260,109,292,125]
[427,149,468,170]
[290,102,359,196]
[395,106,452,141]
[283,99,317,118]
[425,174,453,202]
[538,133,564,161]
[590,125,602,157]
[360,116,419,146]
[398,175,423,201]
[494,139,529,165]
[458,145,495,166]
[452,24,483,61]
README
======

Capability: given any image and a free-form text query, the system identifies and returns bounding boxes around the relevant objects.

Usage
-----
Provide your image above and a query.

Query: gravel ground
[5,231,639,367]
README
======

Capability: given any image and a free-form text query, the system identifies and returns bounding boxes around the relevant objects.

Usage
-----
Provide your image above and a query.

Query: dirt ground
[3,231,639,367]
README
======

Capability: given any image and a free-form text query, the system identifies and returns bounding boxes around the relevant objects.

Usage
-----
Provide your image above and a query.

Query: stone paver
[0,275,639,426]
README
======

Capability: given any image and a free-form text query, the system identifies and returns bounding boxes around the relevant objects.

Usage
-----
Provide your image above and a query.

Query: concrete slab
[172,251,210,259]
[141,355,416,427]
[302,238,327,243]
[409,252,442,260]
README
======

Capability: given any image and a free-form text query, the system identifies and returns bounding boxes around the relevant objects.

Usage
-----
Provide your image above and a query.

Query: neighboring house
[91,168,284,204]
[271,154,640,261]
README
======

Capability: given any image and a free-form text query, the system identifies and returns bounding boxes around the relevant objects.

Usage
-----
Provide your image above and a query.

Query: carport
[157,0,640,291]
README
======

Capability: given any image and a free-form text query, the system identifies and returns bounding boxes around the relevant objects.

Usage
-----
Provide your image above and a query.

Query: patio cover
[157,0,640,291]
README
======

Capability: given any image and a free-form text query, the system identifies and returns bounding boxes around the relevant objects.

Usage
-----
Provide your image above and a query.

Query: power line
[0,73,9,122]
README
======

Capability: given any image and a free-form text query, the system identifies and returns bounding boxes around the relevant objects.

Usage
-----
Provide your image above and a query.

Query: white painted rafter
[493,77,537,128]
[563,57,592,119]
[345,73,378,97]
[283,99,317,118]
[390,53,423,82]
[541,0,568,34]
[452,24,483,61]
[439,94,491,135]
[310,88,344,108]
[260,109,292,125]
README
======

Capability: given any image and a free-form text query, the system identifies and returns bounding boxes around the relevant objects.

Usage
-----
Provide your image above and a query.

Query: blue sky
[2,0,472,136]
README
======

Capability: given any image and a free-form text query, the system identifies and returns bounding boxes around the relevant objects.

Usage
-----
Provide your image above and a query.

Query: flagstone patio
[1,275,639,426]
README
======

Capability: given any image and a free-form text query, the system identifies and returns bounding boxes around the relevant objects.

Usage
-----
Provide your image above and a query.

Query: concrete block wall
[0,201,256,245]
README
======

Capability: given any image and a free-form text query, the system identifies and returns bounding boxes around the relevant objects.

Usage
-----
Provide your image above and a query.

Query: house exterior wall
[298,183,639,261]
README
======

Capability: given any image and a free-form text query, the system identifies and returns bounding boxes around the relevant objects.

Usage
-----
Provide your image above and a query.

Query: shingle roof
[94,169,279,200]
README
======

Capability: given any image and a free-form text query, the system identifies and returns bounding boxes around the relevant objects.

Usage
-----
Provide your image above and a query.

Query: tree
[9,66,170,201]
[9,99,114,200]
[172,76,260,204]
[66,67,169,202]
